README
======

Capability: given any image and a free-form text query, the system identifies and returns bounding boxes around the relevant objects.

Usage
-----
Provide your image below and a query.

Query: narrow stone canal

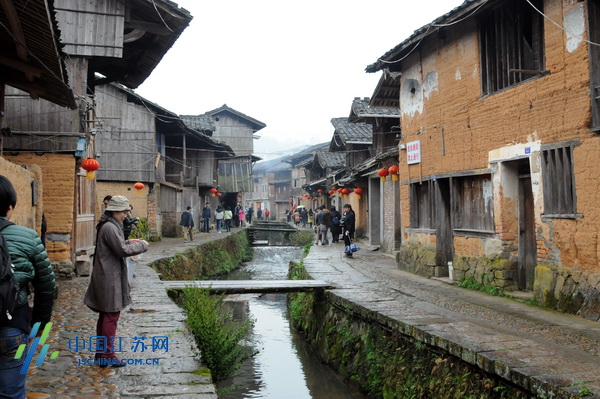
[217,246,366,399]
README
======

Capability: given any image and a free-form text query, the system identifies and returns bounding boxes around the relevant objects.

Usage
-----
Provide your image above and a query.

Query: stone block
[76,260,92,277]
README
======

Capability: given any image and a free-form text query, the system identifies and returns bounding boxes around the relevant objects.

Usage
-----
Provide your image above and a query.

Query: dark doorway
[435,178,453,270]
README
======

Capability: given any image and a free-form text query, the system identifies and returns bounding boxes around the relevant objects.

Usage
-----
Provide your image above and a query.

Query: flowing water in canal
[217,246,366,399]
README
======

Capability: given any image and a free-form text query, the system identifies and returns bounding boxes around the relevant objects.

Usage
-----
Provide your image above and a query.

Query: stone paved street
[23,226,600,398]
[25,233,227,399]
[303,240,600,398]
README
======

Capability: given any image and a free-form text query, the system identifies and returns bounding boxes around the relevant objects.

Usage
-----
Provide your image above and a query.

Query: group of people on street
[180,203,268,240]
[312,204,355,247]
[0,175,150,398]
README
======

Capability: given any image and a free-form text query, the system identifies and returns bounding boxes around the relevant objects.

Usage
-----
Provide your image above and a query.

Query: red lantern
[210,188,218,197]
[354,187,364,199]
[216,192,222,197]
[317,189,323,195]
[341,188,350,198]
[133,182,144,194]
[388,165,400,181]
[328,189,335,196]
[337,188,343,197]
[378,168,390,182]
[81,158,100,180]
[313,197,317,202]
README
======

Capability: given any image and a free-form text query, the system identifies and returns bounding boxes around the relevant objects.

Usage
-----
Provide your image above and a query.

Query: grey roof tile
[331,117,372,144]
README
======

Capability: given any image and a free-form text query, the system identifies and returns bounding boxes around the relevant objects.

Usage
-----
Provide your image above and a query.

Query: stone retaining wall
[288,261,533,399]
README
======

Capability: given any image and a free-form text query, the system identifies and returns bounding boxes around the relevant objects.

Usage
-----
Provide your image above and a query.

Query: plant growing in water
[182,286,257,382]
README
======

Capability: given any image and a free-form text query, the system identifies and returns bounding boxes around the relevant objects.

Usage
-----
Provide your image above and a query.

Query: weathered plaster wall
[0,157,41,231]
[96,181,149,220]
[395,1,600,318]
[4,154,74,262]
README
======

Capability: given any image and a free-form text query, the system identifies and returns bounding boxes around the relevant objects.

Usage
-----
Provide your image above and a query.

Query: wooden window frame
[588,0,600,131]
[541,142,578,218]
[409,180,436,230]
[452,174,495,234]
[479,0,545,95]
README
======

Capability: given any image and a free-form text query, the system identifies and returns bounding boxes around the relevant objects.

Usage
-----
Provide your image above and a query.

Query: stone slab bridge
[162,280,334,294]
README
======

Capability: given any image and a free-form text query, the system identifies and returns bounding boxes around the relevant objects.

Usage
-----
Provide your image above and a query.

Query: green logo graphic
[14,322,59,374]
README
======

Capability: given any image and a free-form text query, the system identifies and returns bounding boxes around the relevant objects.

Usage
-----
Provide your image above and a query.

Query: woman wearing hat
[84,195,149,367]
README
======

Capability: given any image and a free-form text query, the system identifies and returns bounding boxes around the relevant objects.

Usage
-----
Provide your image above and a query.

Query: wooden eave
[366,0,489,73]
[0,0,75,108]
[88,0,192,89]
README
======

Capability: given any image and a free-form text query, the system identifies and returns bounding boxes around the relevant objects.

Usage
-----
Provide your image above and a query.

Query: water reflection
[218,247,365,399]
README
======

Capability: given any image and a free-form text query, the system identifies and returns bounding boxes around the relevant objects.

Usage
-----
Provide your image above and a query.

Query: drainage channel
[216,246,366,399]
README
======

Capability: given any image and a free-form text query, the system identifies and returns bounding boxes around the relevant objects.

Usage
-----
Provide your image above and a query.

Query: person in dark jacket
[84,195,148,367]
[329,206,342,243]
[341,204,356,240]
[0,175,56,397]
[201,203,211,232]
[180,206,194,242]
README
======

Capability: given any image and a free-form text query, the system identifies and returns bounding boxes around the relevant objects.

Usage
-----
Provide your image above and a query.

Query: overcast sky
[136,0,465,161]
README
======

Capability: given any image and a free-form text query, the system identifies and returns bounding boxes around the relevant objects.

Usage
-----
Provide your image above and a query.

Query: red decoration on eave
[81,158,100,180]
[388,165,399,181]
[378,168,390,182]
[210,188,218,197]
[341,188,350,198]
[216,192,222,197]
[354,187,363,199]
[133,182,144,194]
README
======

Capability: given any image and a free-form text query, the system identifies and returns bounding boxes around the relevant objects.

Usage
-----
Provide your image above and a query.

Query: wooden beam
[0,0,33,81]
[0,55,42,77]
[126,20,172,35]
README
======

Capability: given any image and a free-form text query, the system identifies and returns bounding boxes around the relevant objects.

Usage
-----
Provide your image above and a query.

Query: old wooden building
[368,0,600,320]
[2,0,191,275]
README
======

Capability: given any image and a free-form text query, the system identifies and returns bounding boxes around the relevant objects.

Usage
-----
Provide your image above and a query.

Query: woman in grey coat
[84,195,148,367]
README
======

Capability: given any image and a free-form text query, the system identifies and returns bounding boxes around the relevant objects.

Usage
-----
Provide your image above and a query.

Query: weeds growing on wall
[182,287,257,383]
[289,230,315,247]
[458,275,508,297]
[130,217,150,241]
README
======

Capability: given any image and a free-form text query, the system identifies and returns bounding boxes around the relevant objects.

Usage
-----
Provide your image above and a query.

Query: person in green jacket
[0,175,56,398]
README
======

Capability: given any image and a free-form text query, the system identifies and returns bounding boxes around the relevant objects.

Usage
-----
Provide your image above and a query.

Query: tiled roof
[366,0,485,73]
[316,151,345,169]
[331,117,372,144]
[180,115,215,133]
[205,104,266,131]
[350,97,400,122]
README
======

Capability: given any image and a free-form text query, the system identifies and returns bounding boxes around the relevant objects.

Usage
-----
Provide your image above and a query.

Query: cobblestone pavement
[25,231,231,399]
[304,240,600,398]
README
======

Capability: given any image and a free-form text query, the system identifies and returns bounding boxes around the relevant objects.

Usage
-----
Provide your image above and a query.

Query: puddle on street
[217,247,366,399]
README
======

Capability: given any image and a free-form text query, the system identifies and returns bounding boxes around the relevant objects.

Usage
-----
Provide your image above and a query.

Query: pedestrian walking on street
[329,206,341,243]
[180,206,194,242]
[84,195,149,367]
[256,208,262,220]
[224,206,233,232]
[201,202,211,232]
[0,175,56,398]
[238,207,245,227]
[341,203,356,240]
[215,205,224,233]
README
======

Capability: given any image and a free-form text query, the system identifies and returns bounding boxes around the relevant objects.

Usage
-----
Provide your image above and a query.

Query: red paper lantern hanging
[216,192,222,197]
[133,182,144,194]
[341,188,350,198]
[337,188,343,197]
[328,189,335,197]
[313,197,317,202]
[317,189,323,195]
[378,168,390,182]
[388,165,400,181]
[81,158,100,180]
[210,188,218,197]
[354,187,364,199]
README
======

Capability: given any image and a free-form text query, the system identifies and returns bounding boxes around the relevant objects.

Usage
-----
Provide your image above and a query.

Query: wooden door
[435,178,453,269]
[518,176,536,290]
